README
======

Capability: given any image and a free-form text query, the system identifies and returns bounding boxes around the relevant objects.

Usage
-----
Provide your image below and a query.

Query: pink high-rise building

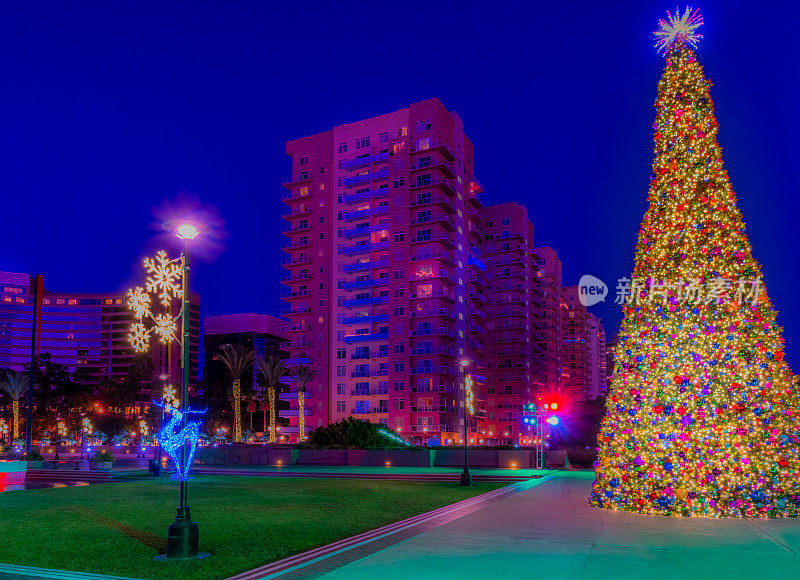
[281,99,606,444]
[563,286,607,400]
[281,99,481,444]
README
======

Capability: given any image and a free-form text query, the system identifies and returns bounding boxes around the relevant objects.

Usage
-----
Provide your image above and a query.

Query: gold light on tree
[465,374,475,415]
[127,250,184,354]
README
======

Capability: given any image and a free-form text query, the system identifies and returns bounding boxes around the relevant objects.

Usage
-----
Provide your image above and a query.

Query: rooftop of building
[204,312,287,339]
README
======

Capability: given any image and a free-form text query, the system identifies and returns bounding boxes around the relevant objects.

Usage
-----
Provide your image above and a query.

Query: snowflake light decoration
[127,250,184,353]
[144,250,183,308]
[153,313,178,344]
[653,6,703,55]
[127,287,151,319]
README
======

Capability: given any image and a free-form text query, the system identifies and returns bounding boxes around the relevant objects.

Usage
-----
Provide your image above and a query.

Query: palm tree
[255,356,288,443]
[289,365,316,441]
[0,370,30,439]
[215,344,254,443]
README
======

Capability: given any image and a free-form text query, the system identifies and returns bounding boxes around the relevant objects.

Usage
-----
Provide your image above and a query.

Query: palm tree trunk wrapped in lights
[289,365,316,442]
[0,370,30,439]
[268,386,276,442]
[216,344,254,444]
[255,356,288,444]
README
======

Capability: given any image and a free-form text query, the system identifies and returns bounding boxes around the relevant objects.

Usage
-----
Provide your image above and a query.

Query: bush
[565,446,597,469]
[22,451,44,461]
[301,418,407,449]
[91,451,115,463]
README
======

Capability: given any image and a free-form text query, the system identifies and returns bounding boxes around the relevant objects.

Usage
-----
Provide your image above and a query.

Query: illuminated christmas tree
[591,7,799,517]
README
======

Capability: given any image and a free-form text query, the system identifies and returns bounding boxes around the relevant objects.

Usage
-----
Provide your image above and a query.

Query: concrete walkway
[303,471,800,579]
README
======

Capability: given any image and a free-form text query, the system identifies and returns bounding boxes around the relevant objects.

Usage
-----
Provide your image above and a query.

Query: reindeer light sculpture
[154,400,206,481]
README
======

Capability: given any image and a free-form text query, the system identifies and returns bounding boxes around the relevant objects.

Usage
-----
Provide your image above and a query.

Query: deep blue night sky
[1,1,798,367]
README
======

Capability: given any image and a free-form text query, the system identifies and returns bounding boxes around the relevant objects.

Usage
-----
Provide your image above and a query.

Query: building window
[394,361,405,372]
[379,131,389,143]
[393,177,405,188]
[394,305,405,316]
[502,217,510,225]
[394,342,404,353]
[416,120,431,132]
[394,232,405,242]
[337,365,346,377]
[299,156,308,165]
[338,142,347,153]
[337,383,346,395]
[394,380,405,391]
[356,136,370,149]
[394,398,405,410]
[337,348,346,359]
[416,137,431,151]
[337,401,346,412]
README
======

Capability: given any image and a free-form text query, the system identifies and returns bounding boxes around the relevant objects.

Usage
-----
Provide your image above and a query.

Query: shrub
[91,451,115,463]
[301,418,407,449]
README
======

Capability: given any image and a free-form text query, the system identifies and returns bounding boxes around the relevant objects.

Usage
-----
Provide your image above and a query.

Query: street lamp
[459,359,473,486]
[160,218,205,560]
[127,218,207,561]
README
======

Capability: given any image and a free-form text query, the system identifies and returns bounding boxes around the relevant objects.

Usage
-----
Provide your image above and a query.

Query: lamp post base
[156,507,206,560]
[460,468,471,486]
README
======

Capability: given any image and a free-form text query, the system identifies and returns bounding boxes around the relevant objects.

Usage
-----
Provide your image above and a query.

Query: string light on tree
[591,8,800,518]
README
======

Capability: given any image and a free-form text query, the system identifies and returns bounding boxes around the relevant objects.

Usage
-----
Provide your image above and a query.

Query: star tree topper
[653,6,703,55]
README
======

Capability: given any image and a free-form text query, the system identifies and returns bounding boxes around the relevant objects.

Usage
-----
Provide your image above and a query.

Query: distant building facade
[0,270,200,392]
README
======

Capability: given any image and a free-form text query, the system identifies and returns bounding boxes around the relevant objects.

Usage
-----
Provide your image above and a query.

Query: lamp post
[459,359,473,486]
[161,219,204,560]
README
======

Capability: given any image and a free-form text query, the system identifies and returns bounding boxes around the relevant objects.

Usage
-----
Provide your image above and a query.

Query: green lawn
[0,476,504,579]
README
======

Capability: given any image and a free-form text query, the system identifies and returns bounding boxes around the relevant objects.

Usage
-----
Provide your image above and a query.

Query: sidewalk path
[299,471,800,579]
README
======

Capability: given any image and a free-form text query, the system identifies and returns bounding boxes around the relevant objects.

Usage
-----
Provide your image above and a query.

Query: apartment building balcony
[281,255,310,268]
[370,408,389,415]
[411,405,457,413]
[468,272,485,286]
[278,391,312,401]
[281,322,313,333]
[281,206,312,221]
[282,239,310,250]
[468,290,485,303]
[409,139,455,161]
[343,332,389,343]
[410,214,456,231]
[342,314,388,325]
[411,384,457,394]
[409,176,456,196]
[494,309,527,318]
[410,194,457,213]
[284,357,313,365]
[411,249,456,266]
[410,287,456,302]
[280,290,310,301]
[280,409,312,417]
[280,305,310,316]
[343,258,388,273]
[409,158,457,178]
[343,279,388,290]
[281,189,312,204]
[491,243,526,254]
[410,425,448,433]
[411,365,458,375]
[410,231,456,248]
[342,151,390,170]
[410,327,457,339]
[342,223,388,238]
[492,347,528,358]
[281,173,313,190]
[489,270,527,280]
[350,387,389,396]
[281,273,311,285]
[285,339,312,349]
[350,368,389,378]
[342,296,389,308]
[411,269,457,284]
[467,307,485,319]
[410,345,456,356]
[410,307,456,320]
[343,205,389,221]
[491,295,528,306]
[342,188,389,205]
[494,322,529,331]
[468,324,484,334]
[494,255,527,267]
[339,241,390,255]
[343,168,389,188]
[467,256,487,271]
[468,224,484,239]
[494,335,527,344]
[495,361,528,370]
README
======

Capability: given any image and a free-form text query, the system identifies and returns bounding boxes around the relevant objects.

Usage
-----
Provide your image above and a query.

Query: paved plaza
[284,471,800,579]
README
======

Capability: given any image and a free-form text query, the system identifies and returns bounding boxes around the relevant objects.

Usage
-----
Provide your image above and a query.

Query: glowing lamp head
[546,416,559,426]
[163,219,204,240]
[550,403,558,411]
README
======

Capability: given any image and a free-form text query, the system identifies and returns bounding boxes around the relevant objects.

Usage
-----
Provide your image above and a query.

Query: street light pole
[164,237,200,559]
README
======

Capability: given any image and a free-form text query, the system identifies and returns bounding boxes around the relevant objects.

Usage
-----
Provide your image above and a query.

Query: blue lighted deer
[153,400,207,481]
